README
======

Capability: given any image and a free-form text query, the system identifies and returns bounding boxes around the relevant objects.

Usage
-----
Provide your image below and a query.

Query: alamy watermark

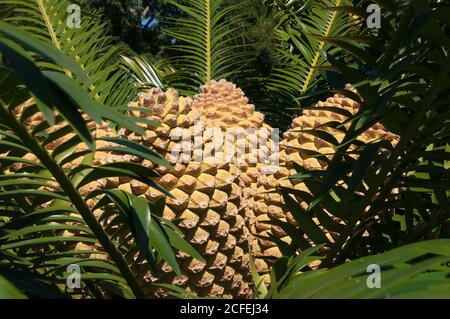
[66,2,382,31]
[367,4,381,29]
[166,119,280,171]
[66,264,81,289]
[366,264,381,289]
[67,4,81,29]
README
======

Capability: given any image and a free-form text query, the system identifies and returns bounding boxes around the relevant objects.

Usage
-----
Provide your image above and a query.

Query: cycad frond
[120,54,172,90]
[277,0,450,267]
[2,0,137,107]
[163,0,251,94]
[269,0,354,98]
[0,23,199,298]
[271,240,450,298]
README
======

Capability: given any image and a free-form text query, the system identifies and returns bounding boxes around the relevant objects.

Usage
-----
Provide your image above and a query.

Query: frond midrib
[205,0,212,83]
[36,0,72,77]
[300,0,341,94]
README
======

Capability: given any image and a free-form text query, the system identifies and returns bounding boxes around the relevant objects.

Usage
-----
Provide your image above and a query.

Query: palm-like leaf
[268,0,354,98]
[163,0,251,94]
[120,54,173,90]
[0,22,200,299]
[269,239,450,298]
[276,0,450,267]
[0,275,27,299]
[2,0,137,107]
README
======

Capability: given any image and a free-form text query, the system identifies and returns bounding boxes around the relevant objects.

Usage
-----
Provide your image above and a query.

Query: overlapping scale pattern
[9,81,399,298]
[92,85,260,298]
[250,86,399,274]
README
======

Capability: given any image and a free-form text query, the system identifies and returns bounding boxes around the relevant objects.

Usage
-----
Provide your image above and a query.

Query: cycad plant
[268,0,355,98]
[1,0,137,107]
[162,0,252,95]
[0,0,449,299]
[272,0,450,267]
[152,0,449,296]
[0,5,200,298]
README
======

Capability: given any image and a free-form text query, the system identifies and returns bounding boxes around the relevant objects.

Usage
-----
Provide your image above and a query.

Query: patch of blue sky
[141,17,158,29]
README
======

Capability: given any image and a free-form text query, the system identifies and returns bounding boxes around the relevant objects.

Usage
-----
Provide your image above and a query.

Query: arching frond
[163,0,252,94]
[268,0,354,99]
[276,0,450,268]
[2,0,137,107]
[270,240,450,298]
[120,55,170,90]
[0,23,199,299]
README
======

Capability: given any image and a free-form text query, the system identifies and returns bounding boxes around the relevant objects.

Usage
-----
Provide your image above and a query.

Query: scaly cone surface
[8,82,399,298]
[191,80,279,276]
[251,85,399,274]
[96,85,257,298]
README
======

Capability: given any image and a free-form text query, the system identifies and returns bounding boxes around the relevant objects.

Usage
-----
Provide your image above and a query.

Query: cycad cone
[12,80,398,298]
[113,80,397,296]
[251,85,399,275]
[97,80,271,298]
